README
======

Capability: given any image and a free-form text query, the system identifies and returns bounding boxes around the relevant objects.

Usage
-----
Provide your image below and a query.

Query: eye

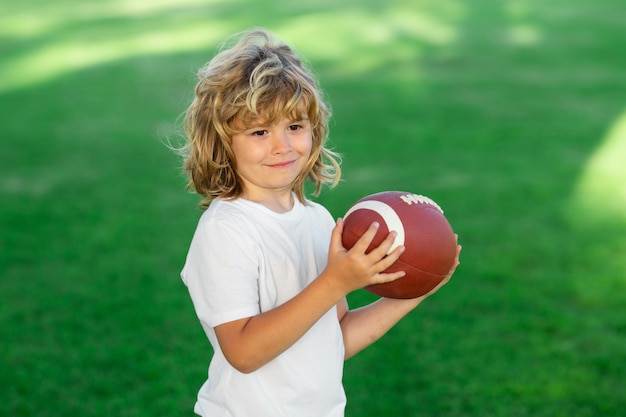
[251,129,268,137]
[289,119,310,131]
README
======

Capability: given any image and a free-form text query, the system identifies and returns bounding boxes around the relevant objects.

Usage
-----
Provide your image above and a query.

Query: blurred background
[1,0,625,416]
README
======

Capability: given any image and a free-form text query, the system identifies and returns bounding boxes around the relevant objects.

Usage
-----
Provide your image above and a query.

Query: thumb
[330,218,345,252]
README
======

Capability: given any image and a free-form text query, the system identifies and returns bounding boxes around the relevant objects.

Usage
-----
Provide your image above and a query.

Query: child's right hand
[323,218,406,296]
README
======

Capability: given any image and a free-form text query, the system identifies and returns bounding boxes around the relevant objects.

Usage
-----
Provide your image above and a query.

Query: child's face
[230,115,313,204]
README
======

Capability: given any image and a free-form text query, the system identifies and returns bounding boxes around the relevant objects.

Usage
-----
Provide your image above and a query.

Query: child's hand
[323,218,406,295]
[416,237,462,300]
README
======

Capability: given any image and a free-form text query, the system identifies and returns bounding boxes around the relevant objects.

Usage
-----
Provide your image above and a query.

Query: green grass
[2,0,625,416]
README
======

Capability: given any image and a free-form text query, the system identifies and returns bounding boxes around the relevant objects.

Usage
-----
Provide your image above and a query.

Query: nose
[272,130,292,154]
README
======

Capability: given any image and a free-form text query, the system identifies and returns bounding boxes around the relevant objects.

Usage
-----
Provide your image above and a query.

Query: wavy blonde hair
[181,29,341,209]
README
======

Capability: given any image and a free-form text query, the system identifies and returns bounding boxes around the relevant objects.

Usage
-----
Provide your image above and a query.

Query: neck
[242,191,295,213]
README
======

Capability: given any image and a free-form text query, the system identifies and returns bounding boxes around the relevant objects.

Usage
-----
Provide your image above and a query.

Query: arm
[337,297,420,360]
[215,219,406,373]
[338,242,461,359]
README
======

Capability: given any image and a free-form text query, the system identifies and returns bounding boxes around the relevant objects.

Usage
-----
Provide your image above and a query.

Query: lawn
[1,0,625,416]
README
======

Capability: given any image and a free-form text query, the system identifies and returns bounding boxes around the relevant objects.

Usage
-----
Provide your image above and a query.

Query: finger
[444,244,462,277]
[329,218,345,252]
[417,243,461,299]
[350,221,381,253]
[370,269,406,285]
[453,244,462,265]
[374,244,405,272]
[367,230,400,260]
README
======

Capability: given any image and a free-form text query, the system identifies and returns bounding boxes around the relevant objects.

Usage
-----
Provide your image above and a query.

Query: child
[179,28,460,417]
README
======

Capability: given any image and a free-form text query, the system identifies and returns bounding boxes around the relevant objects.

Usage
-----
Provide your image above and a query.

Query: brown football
[342,191,457,299]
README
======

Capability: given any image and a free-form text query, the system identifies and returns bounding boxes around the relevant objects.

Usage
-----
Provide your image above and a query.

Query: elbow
[222,350,265,374]
[214,318,271,373]
[229,360,261,375]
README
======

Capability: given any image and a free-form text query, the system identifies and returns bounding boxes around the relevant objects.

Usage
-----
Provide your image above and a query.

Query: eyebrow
[246,116,310,128]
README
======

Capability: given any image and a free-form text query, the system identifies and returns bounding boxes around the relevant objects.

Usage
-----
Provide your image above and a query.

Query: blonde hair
[182,29,341,209]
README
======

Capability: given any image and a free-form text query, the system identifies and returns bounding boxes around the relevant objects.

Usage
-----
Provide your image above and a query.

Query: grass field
[2,0,625,416]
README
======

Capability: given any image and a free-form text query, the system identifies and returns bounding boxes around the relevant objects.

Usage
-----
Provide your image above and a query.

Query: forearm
[216,220,409,373]
[340,241,461,359]
[340,297,423,360]
[216,271,345,373]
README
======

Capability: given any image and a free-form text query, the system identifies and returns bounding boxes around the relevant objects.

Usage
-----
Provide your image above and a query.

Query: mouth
[267,160,297,169]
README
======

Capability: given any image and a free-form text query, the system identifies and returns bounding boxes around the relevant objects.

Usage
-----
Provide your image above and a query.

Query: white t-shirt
[181,196,346,417]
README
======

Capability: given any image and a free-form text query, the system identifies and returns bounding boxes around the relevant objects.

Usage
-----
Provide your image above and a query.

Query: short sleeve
[181,219,261,328]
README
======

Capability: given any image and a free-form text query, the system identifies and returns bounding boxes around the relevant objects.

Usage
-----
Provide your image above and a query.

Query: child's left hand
[417,238,461,300]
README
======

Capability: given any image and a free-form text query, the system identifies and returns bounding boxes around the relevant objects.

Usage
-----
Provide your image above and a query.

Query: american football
[342,191,457,299]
